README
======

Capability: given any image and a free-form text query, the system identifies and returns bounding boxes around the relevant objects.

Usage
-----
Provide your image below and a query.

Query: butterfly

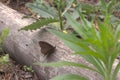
[39,41,56,56]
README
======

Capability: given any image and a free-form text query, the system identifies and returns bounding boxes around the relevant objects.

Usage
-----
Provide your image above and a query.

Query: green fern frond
[19,18,59,31]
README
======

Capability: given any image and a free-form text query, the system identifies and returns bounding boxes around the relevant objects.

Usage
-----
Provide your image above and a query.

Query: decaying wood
[0,2,120,80]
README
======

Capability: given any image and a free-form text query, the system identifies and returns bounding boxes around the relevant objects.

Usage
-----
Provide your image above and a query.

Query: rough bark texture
[0,2,120,80]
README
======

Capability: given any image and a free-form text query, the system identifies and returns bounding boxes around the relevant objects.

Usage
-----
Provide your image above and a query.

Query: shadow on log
[0,2,120,80]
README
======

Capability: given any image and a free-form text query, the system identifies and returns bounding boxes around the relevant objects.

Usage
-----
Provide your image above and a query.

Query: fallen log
[0,2,120,80]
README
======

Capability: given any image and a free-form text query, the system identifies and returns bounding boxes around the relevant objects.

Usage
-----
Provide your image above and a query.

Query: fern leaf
[20,18,59,31]
[26,2,57,18]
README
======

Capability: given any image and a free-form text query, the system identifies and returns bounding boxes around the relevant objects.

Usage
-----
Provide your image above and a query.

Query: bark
[0,2,120,80]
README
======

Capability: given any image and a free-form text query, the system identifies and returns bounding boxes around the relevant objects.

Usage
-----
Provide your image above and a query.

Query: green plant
[37,13,120,80]
[20,18,58,31]
[23,65,34,72]
[20,0,120,33]
[0,54,11,72]
[19,0,120,80]
[0,54,10,65]
[20,0,74,31]
[35,3,120,80]
[75,0,120,26]
[0,28,9,54]
[0,28,10,69]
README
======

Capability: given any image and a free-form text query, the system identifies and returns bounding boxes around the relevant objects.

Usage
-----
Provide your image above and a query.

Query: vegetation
[46,12,120,80]
[0,28,10,71]
[20,0,120,80]
[23,65,34,72]
[20,0,74,31]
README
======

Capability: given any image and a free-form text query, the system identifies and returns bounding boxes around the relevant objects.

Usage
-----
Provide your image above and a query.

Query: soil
[0,59,38,80]
[1,0,33,15]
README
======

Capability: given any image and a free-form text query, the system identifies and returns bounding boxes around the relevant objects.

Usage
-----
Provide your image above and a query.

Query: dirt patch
[0,58,38,80]
[1,0,32,15]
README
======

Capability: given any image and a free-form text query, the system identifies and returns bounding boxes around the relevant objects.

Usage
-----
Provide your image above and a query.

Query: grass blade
[51,74,88,80]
